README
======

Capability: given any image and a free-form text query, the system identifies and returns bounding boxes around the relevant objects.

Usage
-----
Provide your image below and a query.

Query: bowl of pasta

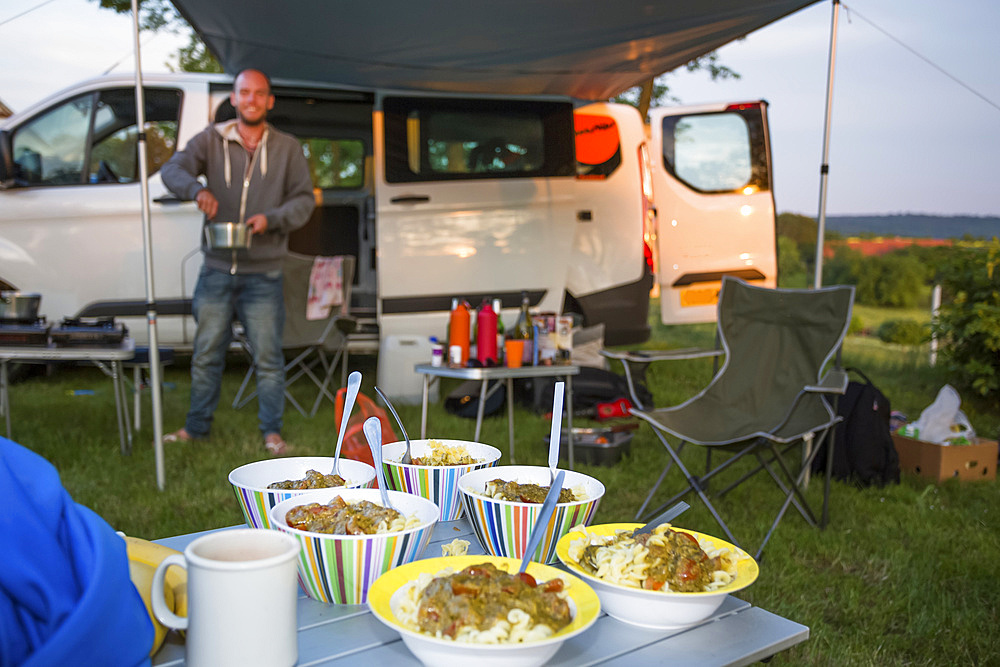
[458,466,604,563]
[381,439,503,521]
[555,522,759,629]
[367,555,600,667]
[269,487,439,604]
[229,456,377,529]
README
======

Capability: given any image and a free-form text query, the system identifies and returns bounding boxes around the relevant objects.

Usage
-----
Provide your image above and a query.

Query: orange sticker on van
[575,114,620,166]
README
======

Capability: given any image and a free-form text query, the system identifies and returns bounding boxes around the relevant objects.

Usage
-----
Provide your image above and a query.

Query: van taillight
[639,144,657,274]
[725,102,761,111]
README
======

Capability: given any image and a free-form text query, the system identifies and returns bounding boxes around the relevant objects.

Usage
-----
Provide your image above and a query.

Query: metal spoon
[633,500,691,537]
[332,371,362,478]
[374,385,412,465]
[547,381,565,483]
[362,416,394,509]
[519,469,565,573]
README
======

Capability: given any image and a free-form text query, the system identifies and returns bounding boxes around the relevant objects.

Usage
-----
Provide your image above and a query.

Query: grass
[6,303,1000,665]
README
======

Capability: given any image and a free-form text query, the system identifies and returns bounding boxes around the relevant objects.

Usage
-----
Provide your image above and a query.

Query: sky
[1,0,998,219]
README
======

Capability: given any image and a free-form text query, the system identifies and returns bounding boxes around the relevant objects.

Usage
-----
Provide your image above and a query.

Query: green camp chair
[612,276,854,559]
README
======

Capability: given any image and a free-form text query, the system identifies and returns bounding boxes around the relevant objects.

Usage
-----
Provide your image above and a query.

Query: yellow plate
[556,523,759,596]
[367,555,600,637]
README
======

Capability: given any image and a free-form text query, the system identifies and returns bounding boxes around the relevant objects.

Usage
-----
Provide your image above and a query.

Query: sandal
[162,428,193,444]
[264,433,289,456]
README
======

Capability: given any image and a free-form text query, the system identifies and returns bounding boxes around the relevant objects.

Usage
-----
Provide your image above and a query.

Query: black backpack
[812,368,900,487]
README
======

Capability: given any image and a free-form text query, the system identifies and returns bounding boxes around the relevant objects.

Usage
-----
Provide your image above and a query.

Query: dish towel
[306,255,343,320]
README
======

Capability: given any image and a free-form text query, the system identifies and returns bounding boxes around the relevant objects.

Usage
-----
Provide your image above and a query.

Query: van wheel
[5,362,46,384]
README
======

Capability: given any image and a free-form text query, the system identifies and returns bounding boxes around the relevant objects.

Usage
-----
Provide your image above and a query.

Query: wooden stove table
[0,338,135,453]
[151,520,809,666]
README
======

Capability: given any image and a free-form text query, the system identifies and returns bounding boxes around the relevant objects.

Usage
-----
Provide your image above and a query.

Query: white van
[0,73,776,396]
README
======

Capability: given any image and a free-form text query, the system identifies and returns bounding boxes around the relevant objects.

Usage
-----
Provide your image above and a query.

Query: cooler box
[377,334,438,405]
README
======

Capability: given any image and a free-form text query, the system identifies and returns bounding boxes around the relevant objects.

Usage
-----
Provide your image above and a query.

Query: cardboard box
[891,433,997,482]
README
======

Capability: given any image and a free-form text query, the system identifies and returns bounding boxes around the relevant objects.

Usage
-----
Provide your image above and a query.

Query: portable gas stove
[50,317,129,347]
[0,317,51,346]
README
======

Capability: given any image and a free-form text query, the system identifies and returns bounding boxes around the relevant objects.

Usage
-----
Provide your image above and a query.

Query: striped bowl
[229,457,377,530]
[269,488,439,604]
[458,466,604,564]
[381,440,502,520]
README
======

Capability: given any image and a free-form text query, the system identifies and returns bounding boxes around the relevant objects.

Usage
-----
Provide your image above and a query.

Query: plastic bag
[333,388,399,473]
[905,385,976,445]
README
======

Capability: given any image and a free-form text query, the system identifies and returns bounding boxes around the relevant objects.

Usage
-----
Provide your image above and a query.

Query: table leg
[133,366,142,432]
[111,360,132,455]
[474,378,488,442]
[506,377,515,463]
[420,375,430,438]
[1,360,10,440]
[566,374,574,470]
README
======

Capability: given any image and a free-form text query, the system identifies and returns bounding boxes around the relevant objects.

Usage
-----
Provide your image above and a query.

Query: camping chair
[610,276,854,559]
[233,253,357,418]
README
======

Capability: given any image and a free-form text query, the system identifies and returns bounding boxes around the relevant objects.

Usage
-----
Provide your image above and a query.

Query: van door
[373,94,577,396]
[649,102,778,324]
[570,102,655,345]
[0,81,207,345]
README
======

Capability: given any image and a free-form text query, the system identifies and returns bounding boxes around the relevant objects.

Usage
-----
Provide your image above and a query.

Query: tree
[91,0,221,72]
[612,53,740,115]
[933,240,1000,398]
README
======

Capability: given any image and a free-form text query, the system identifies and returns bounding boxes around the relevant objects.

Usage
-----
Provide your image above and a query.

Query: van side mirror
[0,130,13,188]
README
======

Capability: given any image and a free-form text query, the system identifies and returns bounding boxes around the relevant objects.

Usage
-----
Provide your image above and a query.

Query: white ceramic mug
[151,528,300,667]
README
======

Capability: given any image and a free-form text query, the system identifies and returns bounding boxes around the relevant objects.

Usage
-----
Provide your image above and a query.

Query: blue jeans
[186,266,285,438]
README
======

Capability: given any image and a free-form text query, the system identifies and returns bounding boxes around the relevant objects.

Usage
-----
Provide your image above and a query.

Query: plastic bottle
[476,298,498,365]
[493,298,505,365]
[448,298,470,365]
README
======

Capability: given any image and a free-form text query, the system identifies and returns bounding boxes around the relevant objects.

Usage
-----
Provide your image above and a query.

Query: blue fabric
[0,437,152,667]
[187,265,286,437]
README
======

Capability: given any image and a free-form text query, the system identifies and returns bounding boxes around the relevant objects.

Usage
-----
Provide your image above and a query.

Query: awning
[170,0,820,100]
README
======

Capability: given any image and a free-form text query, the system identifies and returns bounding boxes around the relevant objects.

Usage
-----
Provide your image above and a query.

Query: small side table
[415,363,580,468]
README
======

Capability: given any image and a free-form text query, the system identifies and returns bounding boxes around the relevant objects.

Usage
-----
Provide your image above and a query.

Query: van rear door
[649,102,778,324]
[373,94,577,353]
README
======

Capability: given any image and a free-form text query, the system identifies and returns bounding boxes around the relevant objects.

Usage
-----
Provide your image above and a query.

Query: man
[160,69,315,454]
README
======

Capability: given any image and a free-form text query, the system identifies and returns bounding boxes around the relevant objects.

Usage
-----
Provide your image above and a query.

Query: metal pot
[204,222,252,249]
[0,291,42,320]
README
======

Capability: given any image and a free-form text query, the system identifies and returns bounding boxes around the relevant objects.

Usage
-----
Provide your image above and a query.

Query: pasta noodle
[440,538,471,557]
[395,440,481,466]
[567,524,747,592]
[392,563,572,644]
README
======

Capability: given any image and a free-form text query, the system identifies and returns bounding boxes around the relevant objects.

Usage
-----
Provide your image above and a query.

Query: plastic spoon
[374,385,412,465]
[332,371,362,478]
[362,416,394,509]
[547,381,565,483]
[519,469,565,573]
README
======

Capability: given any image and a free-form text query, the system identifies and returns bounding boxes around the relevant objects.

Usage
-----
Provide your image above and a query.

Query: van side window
[661,109,770,194]
[11,87,181,187]
[300,139,365,189]
[383,97,575,183]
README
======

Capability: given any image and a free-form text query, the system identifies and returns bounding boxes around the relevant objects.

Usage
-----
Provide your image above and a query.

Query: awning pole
[813,0,841,288]
[131,0,166,489]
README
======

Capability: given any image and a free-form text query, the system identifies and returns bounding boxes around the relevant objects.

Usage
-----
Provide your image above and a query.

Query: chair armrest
[600,347,722,411]
[600,348,723,364]
[805,369,849,394]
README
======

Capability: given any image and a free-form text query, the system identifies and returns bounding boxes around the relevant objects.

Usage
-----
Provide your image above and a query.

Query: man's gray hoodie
[160,119,315,274]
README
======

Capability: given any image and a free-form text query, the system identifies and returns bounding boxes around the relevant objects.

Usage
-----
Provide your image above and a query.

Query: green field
[6,301,999,665]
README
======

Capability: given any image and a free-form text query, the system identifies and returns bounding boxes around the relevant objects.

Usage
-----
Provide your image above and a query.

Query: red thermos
[476,298,498,365]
